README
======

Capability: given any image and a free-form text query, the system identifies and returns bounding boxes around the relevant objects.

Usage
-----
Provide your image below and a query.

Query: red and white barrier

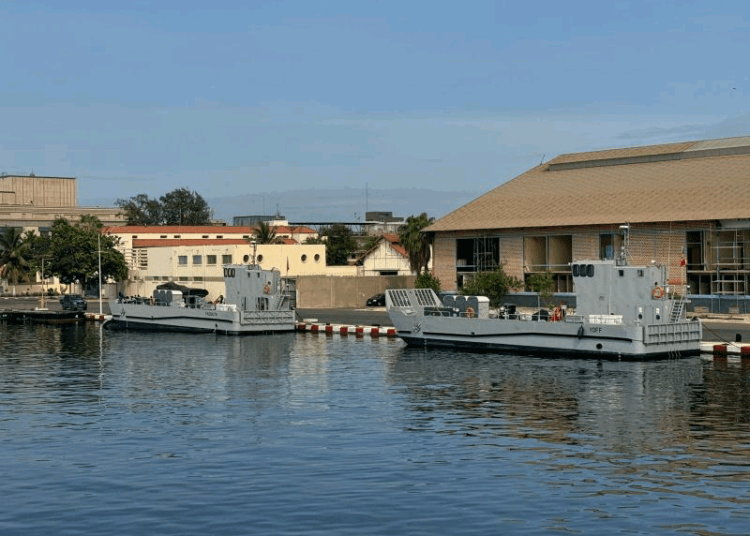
[296,322,397,337]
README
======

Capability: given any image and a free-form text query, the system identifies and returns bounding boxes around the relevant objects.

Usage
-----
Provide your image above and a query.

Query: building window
[257,254,263,262]
[456,237,499,272]
[174,235,181,238]
[314,253,320,262]
[202,235,209,239]
[193,255,202,265]
[301,254,307,262]
[599,232,625,260]
[222,254,232,264]
[207,255,217,265]
[160,235,167,239]
[217,235,223,239]
[522,234,573,292]
[178,256,188,266]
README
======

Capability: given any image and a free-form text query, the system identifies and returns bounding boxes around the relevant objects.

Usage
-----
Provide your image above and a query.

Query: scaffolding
[711,228,750,295]
[473,236,499,272]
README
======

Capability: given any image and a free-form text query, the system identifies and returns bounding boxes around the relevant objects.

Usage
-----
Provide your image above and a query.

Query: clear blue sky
[1,0,748,215]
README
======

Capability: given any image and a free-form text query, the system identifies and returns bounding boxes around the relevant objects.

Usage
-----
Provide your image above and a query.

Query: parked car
[60,294,87,311]
[366,293,386,307]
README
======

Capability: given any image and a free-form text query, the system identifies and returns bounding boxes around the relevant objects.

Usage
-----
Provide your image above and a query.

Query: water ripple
[1,323,749,535]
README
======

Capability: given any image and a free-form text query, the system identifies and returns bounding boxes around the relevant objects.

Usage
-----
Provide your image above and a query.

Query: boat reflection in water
[389,346,750,487]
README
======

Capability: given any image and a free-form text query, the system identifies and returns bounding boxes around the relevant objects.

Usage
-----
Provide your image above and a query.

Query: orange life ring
[465,307,475,318]
[652,286,664,299]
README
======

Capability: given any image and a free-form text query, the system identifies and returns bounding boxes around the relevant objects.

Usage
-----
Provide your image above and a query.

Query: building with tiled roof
[428,135,750,309]
[356,233,415,276]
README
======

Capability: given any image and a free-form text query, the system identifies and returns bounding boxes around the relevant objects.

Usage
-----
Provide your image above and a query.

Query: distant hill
[82,187,484,224]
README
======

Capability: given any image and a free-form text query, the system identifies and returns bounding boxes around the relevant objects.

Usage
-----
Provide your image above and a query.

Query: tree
[115,188,213,225]
[527,271,555,310]
[0,227,31,295]
[115,194,163,225]
[460,265,523,307]
[160,187,213,225]
[252,221,282,244]
[320,224,357,266]
[399,213,434,274]
[44,217,128,288]
[415,271,441,293]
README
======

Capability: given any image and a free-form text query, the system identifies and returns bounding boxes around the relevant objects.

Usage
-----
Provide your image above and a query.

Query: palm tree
[398,213,434,274]
[252,221,282,244]
[0,227,31,296]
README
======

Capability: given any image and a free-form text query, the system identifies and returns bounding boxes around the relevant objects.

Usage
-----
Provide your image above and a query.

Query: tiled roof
[427,136,750,232]
[382,234,408,257]
[105,225,316,234]
[133,239,248,248]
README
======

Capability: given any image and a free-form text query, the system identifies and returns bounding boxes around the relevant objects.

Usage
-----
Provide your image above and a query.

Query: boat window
[638,269,644,277]
[618,270,624,277]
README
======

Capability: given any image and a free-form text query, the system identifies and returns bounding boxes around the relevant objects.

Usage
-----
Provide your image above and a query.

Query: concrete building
[0,174,124,295]
[106,225,318,266]
[114,240,357,300]
[427,136,750,313]
[0,174,123,230]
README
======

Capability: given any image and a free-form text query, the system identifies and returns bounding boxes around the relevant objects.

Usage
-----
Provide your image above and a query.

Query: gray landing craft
[105,264,296,334]
[386,260,702,359]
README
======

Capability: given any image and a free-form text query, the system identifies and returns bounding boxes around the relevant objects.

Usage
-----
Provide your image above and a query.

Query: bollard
[340,326,349,335]
[370,327,379,337]
[713,344,728,359]
[741,346,750,360]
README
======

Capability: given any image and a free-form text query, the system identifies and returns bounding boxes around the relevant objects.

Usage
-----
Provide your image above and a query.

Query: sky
[1,0,749,221]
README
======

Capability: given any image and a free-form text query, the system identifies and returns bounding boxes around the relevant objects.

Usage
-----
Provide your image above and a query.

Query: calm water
[1,323,749,535]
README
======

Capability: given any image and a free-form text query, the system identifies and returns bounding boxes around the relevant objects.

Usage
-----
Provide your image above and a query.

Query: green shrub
[461,265,523,307]
[415,271,441,293]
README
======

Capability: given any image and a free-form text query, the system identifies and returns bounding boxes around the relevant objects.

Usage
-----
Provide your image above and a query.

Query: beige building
[356,234,413,276]
[0,174,123,229]
[427,136,750,311]
[103,226,356,299]
[1,174,124,295]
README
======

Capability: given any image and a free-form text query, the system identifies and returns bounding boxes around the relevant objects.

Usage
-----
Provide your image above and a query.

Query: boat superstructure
[386,259,701,359]
[105,264,296,334]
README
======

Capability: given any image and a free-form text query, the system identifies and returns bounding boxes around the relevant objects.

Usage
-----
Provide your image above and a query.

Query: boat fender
[652,286,664,299]
[465,307,475,319]
[577,325,584,339]
[572,264,580,277]
[586,264,595,277]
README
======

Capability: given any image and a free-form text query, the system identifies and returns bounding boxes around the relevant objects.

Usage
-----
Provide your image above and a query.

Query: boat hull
[389,312,701,360]
[105,302,295,335]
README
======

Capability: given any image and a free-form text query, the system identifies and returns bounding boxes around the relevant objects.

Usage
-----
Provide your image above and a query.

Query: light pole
[98,232,103,315]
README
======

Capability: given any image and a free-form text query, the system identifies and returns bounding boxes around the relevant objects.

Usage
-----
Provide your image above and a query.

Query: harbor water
[1,323,749,535]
